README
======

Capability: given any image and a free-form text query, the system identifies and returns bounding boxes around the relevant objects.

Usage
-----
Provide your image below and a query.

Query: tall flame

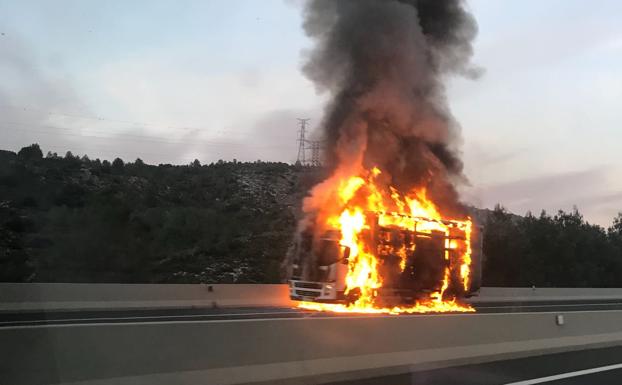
[298,167,474,314]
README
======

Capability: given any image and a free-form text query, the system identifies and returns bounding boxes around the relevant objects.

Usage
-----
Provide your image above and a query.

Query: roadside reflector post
[556,314,564,326]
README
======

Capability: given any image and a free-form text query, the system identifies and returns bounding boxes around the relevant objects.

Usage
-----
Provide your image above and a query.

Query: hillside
[0,145,325,283]
[2,144,622,287]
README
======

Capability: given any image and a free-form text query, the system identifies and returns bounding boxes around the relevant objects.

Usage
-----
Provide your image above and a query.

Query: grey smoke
[302,0,478,215]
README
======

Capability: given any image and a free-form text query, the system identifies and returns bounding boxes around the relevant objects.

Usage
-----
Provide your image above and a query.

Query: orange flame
[298,167,474,314]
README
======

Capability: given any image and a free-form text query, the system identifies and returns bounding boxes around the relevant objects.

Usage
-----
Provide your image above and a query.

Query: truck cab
[289,230,349,302]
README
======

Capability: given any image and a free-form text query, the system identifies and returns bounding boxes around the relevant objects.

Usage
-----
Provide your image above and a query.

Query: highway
[2,299,622,327]
[329,345,622,385]
[3,285,622,385]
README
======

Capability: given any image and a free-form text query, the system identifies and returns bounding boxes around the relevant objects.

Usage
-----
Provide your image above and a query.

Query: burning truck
[287,168,481,314]
[288,0,481,314]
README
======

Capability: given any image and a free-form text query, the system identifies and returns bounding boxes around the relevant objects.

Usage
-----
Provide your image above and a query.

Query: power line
[296,118,310,165]
[295,118,324,166]
[2,138,201,163]
[0,103,300,162]
[0,103,264,137]
[1,120,290,149]
[4,138,293,165]
[309,140,322,167]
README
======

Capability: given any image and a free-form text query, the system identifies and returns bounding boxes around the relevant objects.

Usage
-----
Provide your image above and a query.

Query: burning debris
[288,0,480,314]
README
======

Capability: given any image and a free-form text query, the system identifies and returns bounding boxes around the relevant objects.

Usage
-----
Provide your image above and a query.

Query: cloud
[463,140,523,169]
[66,52,325,163]
[104,107,322,165]
[1,34,324,164]
[464,167,622,226]
[233,107,323,163]
[0,31,87,155]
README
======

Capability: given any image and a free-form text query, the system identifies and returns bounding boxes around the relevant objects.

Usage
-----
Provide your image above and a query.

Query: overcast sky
[1,0,621,226]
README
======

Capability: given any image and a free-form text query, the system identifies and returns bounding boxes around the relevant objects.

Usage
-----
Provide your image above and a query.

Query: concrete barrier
[0,283,295,312]
[471,287,622,303]
[2,310,622,385]
[3,283,622,312]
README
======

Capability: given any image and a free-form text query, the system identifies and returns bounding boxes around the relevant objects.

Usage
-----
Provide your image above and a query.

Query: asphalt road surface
[2,299,622,327]
[328,345,622,385]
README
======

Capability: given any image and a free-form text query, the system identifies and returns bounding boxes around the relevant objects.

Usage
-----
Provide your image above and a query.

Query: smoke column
[302,0,478,217]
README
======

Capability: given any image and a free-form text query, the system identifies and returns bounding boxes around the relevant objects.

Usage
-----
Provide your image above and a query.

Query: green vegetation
[2,144,622,287]
[482,206,622,287]
[0,144,323,283]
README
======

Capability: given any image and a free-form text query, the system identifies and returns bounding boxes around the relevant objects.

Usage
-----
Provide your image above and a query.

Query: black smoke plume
[302,0,478,216]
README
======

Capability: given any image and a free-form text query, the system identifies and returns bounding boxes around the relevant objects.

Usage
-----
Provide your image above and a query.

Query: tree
[608,213,622,237]
[607,213,622,265]
[191,159,201,168]
[54,183,86,207]
[112,158,125,173]
[17,144,43,162]
[101,159,112,174]
[0,206,34,282]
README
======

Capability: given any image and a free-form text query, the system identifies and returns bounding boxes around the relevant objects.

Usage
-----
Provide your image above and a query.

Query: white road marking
[4,306,622,329]
[0,310,303,325]
[4,308,622,329]
[503,363,622,384]
[1,303,619,326]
